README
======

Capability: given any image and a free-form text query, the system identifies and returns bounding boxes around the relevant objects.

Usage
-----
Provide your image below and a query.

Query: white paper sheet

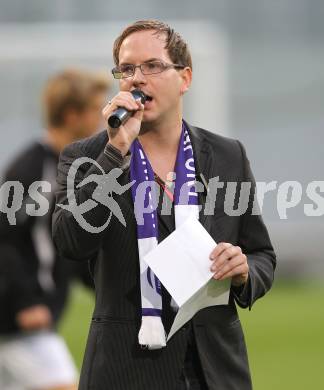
[144,217,216,307]
[167,277,230,340]
[144,217,230,339]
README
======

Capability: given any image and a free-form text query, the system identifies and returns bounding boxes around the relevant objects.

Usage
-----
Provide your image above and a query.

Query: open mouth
[145,94,153,102]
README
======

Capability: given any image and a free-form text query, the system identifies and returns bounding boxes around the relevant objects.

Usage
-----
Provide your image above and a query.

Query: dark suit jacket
[52,122,276,390]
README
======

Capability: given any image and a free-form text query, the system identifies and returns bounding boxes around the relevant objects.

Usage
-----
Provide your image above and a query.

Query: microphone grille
[131,89,147,104]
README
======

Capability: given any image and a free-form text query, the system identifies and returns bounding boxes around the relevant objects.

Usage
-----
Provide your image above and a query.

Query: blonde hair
[42,68,110,127]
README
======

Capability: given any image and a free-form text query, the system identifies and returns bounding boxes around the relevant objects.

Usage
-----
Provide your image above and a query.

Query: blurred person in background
[0,68,110,390]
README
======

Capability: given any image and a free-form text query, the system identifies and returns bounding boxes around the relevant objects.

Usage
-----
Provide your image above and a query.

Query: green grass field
[59,281,324,389]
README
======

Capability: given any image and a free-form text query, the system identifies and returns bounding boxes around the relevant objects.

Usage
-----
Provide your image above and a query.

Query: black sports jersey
[0,140,93,334]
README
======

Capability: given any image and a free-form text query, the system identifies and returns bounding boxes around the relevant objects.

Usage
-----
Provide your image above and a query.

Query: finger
[217,262,249,282]
[117,91,141,106]
[212,254,243,278]
[213,254,248,280]
[132,101,145,121]
[103,95,138,118]
[111,97,139,112]
[111,91,138,103]
[211,245,242,271]
[102,105,111,118]
[209,242,232,260]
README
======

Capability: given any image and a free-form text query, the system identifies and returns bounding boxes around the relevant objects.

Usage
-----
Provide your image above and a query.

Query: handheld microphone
[108,89,147,129]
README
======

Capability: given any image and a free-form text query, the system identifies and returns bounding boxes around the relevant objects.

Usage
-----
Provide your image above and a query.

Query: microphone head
[108,115,122,129]
[131,89,147,104]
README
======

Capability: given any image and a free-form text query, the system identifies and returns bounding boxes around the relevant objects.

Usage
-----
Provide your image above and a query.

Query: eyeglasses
[111,60,185,79]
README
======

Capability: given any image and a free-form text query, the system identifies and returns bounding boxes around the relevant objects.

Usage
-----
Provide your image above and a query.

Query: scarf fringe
[138,316,167,350]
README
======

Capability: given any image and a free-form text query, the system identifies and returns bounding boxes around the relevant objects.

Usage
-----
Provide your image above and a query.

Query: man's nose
[131,66,147,86]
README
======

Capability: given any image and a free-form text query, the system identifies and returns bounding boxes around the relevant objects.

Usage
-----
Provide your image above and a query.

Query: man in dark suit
[52,20,276,390]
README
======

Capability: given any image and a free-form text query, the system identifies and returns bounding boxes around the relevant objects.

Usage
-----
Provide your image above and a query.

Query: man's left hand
[209,242,249,287]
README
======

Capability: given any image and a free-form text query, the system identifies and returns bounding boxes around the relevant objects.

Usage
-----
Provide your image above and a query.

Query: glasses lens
[112,65,135,79]
[141,61,164,75]
[119,64,135,78]
[112,68,123,79]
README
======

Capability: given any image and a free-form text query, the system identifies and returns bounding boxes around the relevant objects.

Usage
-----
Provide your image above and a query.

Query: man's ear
[180,67,192,95]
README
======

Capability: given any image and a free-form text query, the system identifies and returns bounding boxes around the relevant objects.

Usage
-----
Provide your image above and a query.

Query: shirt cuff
[104,143,131,169]
[231,274,251,308]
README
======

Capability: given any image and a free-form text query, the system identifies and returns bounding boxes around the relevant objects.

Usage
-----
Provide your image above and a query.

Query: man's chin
[139,125,152,135]
[140,110,164,133]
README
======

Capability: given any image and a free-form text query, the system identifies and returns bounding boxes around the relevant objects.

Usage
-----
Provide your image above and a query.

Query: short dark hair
[113,19,192,70]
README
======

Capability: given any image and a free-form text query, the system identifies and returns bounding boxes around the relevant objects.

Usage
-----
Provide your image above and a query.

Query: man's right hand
[16,304,52,331]
[102,91,144,157]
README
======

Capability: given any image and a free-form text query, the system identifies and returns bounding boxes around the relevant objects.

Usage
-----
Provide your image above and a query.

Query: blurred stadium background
[0,1,323,389]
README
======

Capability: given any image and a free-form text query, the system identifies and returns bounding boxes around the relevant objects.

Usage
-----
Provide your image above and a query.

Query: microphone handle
[108,108,132,129]
[108,89,146,129]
